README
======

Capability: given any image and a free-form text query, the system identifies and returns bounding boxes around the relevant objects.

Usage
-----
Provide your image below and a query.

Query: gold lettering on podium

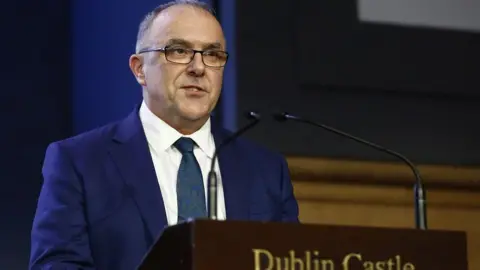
[252,249,334,270]
[342,253,416,270]
[253,249,273,270]
[253,249,416,270]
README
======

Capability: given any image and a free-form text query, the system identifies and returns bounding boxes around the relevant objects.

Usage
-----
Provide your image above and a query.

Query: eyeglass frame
[137,45,229,67]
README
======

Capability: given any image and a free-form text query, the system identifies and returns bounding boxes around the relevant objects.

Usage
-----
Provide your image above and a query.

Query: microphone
[207,111,261,220]
[273,112,427,230]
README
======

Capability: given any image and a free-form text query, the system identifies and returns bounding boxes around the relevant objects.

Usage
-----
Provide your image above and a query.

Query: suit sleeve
[279,156,300,223]
[29,142,96,270]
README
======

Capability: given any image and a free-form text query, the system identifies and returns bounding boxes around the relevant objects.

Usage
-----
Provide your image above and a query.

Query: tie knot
[174,137,195,154]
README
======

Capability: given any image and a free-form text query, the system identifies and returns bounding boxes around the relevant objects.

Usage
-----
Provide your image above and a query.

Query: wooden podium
[136,219,468,270]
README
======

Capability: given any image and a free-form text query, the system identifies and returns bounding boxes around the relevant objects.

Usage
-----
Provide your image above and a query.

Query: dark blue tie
[173,137,207,223]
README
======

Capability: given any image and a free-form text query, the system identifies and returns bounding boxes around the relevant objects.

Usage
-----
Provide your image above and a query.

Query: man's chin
[179,110,211,122]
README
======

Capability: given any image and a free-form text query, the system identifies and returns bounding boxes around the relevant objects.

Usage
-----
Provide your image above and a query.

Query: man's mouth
[181,85,205,92]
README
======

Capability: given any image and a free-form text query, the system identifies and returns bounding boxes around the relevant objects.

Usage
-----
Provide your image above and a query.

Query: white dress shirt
[139,101,226,225]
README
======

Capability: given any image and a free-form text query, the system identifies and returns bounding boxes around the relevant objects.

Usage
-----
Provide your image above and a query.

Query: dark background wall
[236,0,480,166]
[1,0,479,269]
[0,1,71,269]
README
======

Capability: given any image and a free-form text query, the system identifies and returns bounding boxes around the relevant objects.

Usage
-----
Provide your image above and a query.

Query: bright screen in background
[358,0,480,33]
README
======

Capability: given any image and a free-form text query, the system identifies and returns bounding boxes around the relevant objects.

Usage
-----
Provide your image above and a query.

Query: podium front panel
[191,220,467,270]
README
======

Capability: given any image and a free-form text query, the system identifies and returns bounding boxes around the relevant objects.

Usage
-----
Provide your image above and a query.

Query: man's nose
[186,52,206,76]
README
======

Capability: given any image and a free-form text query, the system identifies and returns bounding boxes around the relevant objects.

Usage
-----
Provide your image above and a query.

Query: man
[29,1,299,269]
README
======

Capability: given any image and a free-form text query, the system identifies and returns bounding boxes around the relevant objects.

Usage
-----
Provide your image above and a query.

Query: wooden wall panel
[287,156,480,270]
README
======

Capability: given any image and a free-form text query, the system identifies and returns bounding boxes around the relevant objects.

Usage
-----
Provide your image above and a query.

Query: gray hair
[135,0,216,53]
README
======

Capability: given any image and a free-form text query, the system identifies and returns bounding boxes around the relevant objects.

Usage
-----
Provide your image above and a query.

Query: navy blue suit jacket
[29,108,299,270]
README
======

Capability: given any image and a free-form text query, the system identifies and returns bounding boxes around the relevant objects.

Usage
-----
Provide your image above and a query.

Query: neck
[170,118,206,135]
[144,100,208,135]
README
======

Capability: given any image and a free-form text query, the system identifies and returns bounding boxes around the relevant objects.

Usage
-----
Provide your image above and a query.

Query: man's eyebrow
[204,42,223,50]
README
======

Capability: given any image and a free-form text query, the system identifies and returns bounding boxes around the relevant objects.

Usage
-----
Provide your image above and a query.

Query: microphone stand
[275,112,427,230]
[207,112,261,220]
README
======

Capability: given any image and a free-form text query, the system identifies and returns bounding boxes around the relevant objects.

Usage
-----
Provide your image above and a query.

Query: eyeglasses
[138,46,229,67]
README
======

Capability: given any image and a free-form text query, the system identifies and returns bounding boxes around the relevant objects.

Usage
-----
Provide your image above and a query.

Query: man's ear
[129,54,146,86]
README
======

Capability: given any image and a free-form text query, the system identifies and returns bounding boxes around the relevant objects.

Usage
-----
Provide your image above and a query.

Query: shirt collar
[139,101,215,158]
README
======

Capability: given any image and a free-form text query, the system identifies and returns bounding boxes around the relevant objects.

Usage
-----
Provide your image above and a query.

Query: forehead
[149,5,225,47]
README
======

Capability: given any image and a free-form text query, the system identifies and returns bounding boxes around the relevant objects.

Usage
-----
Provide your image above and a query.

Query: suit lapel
[212,122,251,220]
[108,108,168,241]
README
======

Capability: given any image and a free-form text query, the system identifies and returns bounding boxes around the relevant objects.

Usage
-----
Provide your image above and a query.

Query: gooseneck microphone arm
[274,112,427,230]
[207,112,261,220]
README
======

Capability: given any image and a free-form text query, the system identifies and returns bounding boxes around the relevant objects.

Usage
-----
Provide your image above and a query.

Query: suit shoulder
[48,120,122,154]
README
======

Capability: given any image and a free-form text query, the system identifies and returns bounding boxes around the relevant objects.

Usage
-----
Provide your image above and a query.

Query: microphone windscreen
[245,111,261,120]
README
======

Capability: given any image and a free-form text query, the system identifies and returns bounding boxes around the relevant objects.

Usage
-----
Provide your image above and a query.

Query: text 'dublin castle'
[252,249,416,270]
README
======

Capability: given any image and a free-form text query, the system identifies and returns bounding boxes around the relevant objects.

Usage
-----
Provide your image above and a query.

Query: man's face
[133,5,226,124]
